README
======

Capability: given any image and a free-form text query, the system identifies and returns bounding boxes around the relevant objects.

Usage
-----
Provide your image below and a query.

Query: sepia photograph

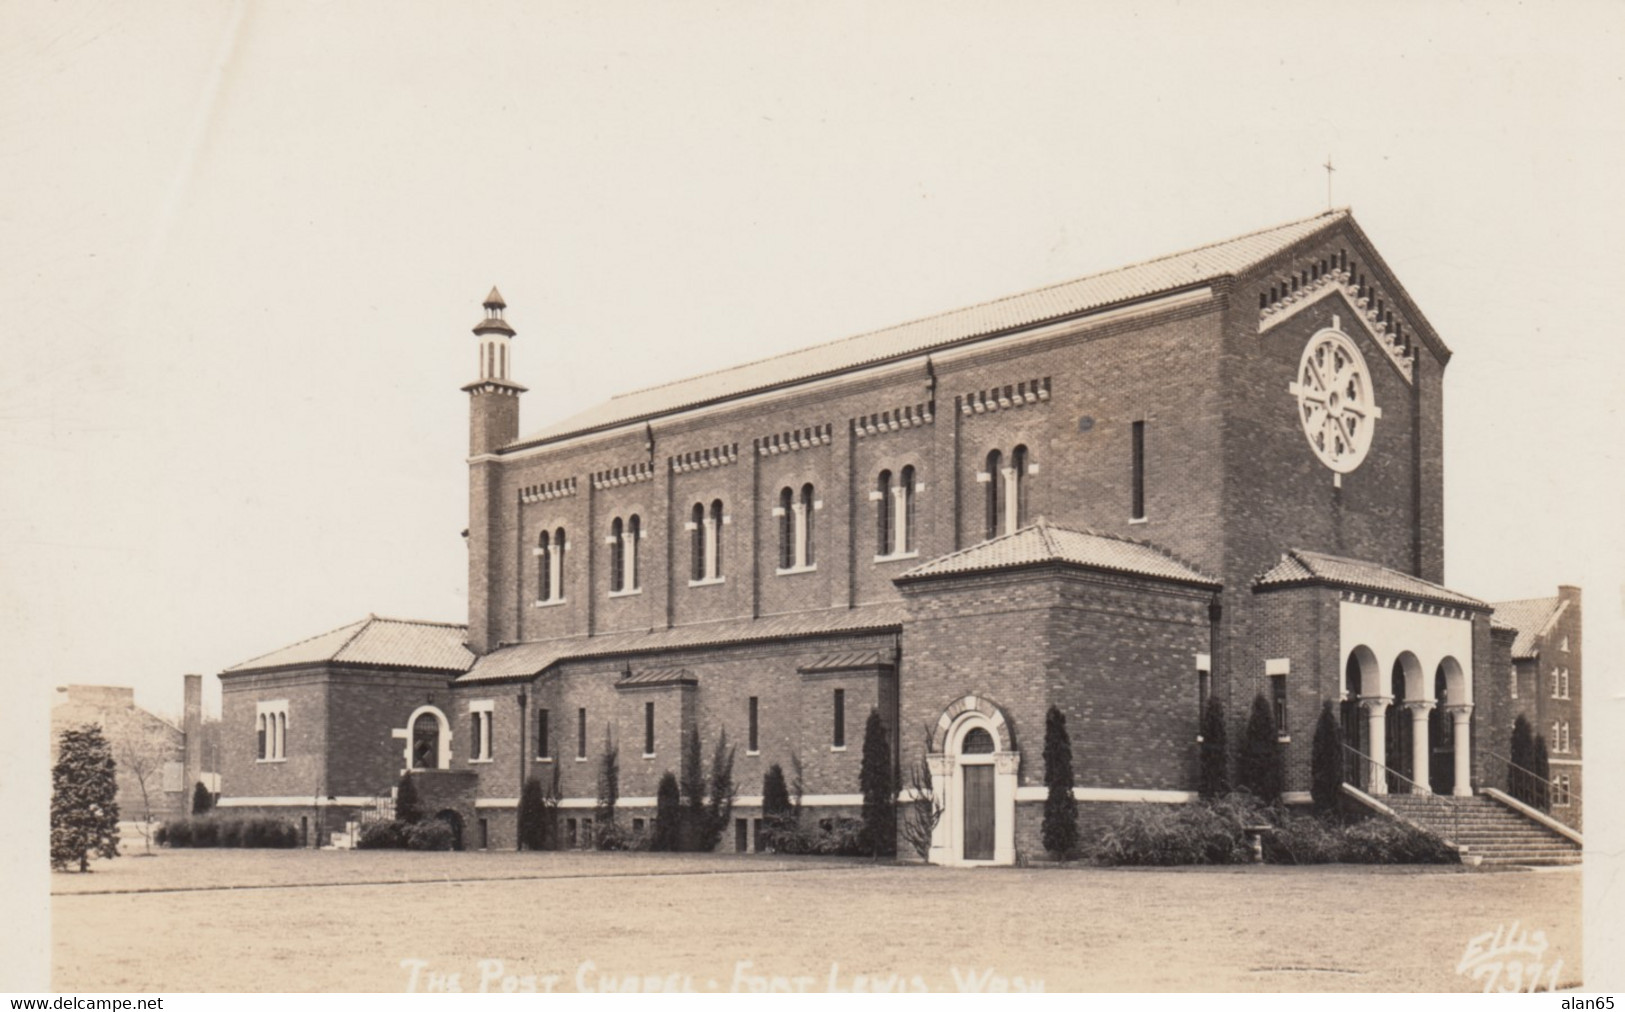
[5,0,1622,997]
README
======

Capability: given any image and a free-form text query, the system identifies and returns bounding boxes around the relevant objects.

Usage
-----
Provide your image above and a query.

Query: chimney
[183,674,203,799]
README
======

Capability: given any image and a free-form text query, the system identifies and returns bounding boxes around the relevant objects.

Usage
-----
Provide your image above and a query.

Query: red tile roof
[1253,550,1486,609]
[1489,596,1565,659]
[898,519,1217,587]
[223,615,474,674]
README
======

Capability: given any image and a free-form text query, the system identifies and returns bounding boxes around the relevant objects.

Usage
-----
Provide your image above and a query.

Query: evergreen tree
[1532,734,1552,812]
[395,772,422,825]
[703,730,737,851]
[191,781,214,816]
[51,725,120,872]
[1237,693,1282,803]
[1040,706,1079,859]
[679,726,706,851]
[1509,714,1534,805]
[652,772,681,852]
[595,726,619,842]
[518,775,548,850]
[761,763,792,850]
[1198,697,1229,799]
[1310,700,1344,817]
[858,709,895,858]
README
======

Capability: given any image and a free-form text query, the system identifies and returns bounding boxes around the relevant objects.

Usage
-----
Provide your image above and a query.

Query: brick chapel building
[215,209,1582,861]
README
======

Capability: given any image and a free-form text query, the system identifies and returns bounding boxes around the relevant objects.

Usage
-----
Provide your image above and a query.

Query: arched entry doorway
[927,696,1018,866]
[1341,647,1378,789]
[1429,667,1454,796]
[395,705,451,771]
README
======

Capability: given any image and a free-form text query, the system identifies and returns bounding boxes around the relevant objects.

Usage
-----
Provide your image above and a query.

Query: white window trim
[608,587,644,598]
[776,564,818,576]
[873,551,920,564]
[745,749,761,757]
[1128,517,1149,526]
[469,700,494,763]
[687,576,727,588]
[829,745,847,753]
[256,700,289,762]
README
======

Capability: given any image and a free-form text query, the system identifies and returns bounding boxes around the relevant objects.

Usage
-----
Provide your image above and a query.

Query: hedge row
[355,819,456,851]
[156,816,300,849]
[1091,796,1458,866]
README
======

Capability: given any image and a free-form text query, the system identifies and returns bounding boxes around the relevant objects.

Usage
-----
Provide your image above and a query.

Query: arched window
[1010,445,1028,531]
[984,449,1003,540]
[627,514,641,590]
[256,714,266,760]
[277,712,287,760]
[537,530,552,602]
[709,499,724,578]
[610,517,625,593]
[800,484,816,567]
[691,503,706,582]
[552,527,566,600]
[876,469,894,556]
[899,465,916,553]
[778,487,794,569]
[961,726,995,754]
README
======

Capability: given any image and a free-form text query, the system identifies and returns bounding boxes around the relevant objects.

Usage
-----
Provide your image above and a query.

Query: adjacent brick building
[215,209,1583,862]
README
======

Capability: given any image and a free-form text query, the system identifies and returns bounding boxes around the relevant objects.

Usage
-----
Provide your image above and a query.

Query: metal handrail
[1484,749,1558,808]
[1341,742,1460,843]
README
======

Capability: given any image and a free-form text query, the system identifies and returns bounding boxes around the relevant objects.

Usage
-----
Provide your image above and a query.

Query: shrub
[153,823,169,847]
[1532,735,1552,812]
[652,772,681,852]
[406,819,455,851]
[595,730,619,838]
[703,730,738,853]
[679,728,707,851]
[1092,804,1248,866]
[166,819,193,847]
[1197,697,1229,800]
[1509,715,1535,804]
[218,818,243,848]
[595,822,630,851]
[1310,701,1344,817]
[858,710,895,857]
[191,782,214,816]
[395,774,423,826]
[1263,815,1343,865]
[1237,694,1282,803]
[518,775,551,851]
[157,816,298,848]
[1339,818,1457,864]
[192,817,219,848]
[357,820,408,850]
[761,763,793,848]
[772,817,867,856]
[1041,706,1079,860]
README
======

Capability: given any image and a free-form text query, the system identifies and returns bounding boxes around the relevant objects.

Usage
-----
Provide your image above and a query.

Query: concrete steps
[1381,793,1582,867]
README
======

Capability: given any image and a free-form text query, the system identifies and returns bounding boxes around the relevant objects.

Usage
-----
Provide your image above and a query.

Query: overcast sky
[6,0,1624,985]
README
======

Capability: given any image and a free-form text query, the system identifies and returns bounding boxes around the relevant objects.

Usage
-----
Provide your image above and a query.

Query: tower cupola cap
[474,285,515,336]
[484,286,506,309]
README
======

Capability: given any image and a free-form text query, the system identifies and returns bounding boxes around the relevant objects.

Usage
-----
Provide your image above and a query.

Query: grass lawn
[53,850,1582,992]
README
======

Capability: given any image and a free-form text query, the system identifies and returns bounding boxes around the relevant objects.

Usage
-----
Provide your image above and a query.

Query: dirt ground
[52,850,1583,992]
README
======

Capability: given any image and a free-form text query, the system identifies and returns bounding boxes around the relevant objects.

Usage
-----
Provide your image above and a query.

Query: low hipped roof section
[897,519,1218,589]
[1253,550,1487,610]
[1488,596,1565,660]
[509,211,1359,450]
[458,603,907,685]
[222,615,475,675]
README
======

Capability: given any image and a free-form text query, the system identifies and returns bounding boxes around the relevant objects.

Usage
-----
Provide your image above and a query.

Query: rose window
[1289,327,1381,473]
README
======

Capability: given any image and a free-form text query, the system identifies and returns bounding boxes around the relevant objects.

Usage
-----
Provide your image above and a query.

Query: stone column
[1360,695,1392,795]
[1406,700,1434,794]
[1000,467,1019,535]
[891,484,909,555]
[1448,704,1473,797]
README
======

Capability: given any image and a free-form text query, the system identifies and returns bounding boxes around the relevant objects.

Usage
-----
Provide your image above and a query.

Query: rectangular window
[536,708,550,758]
[632,817,645,833]
[578,707,587,759]
[833,688,846,748]
[1270,675,1287,735]
[644,701,655,756]
[748,696,759,753]
[478,818,489,850]
[471,713,483,759]
[735,818,748,853]
[469,702,494,761]
[566,818,578,848]
[1131,420,1146,520]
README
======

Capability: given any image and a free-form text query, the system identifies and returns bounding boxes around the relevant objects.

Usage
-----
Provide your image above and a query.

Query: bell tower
[464,287,526,654]
[463,287,527,455]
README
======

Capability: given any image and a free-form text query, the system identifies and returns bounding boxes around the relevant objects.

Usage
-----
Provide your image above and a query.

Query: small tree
[859,709,895,858]
[1041,706,1079,860]
[788,749,806,823]
[52,725,120,872]
[395,772,422,825]
[1198,697,1229,800]
[107,710,176,855]
[1532,734,1552,813]
[652,772,681,852]
[703,729,737,852]
[761,763,793,848]
[518,775,548,850]
[1310,700,1343,818]
[1509,714,1535,805]
[1237,693,1282,804]
[191,781,214,816]
[679,726,707,851]
[540,754,562,849]
[900,728,943,862]
[595,726,619,843]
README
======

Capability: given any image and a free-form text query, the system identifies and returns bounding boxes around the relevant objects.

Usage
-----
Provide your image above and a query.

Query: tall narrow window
[899,465,916,553]
[984,449,1003,540]
[709,500,724,578]
[1270,674,1287,734]
[278,712,287,759]
[1131,421,1146,520]
[537,530,552,602]
[257,714,266,760]
[832,688,846,748]
[778,487,794,569]
[578,707,587,759]
[876,470,894,556]
[799,484,816,566]
[748,696,759,753]
[691,502,706,582]
[610,518,625,593]
[551,527,566,599]
[1010,445,1028,532]
[536,708,550,758]
[1551,721,1560,751]
[471,712,483,761]
[644,701,656,756]
[627,514,641,590]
